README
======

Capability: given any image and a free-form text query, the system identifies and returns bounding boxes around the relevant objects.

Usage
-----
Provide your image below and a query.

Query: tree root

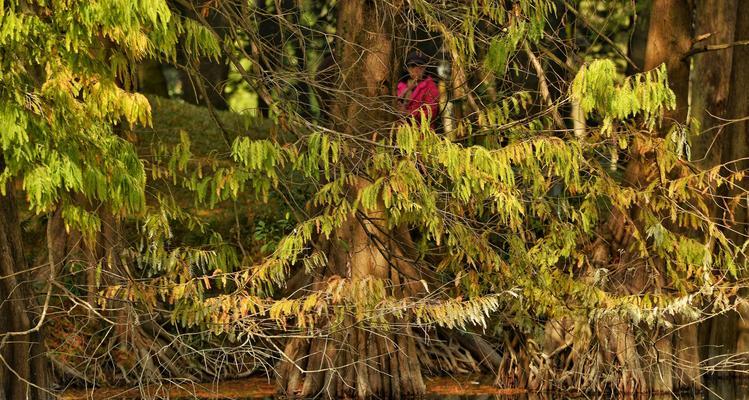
[277,313,426,399]
[415,329,495,376]
[495,315,701,394]
[47,310,259,388]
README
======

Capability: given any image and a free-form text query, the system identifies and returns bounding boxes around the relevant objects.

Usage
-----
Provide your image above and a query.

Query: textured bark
[642,0,691,124]
[277,192,426,399]
[690,0,738,169]
[690,0,744,378]
[528,0,698,393]
[722,0,749,244]
[276,2,425,398]
[329,0,397,136]
[702,2,749,378]
[0,186,53,400]
[727,6,749,366]
[629,0,697,392]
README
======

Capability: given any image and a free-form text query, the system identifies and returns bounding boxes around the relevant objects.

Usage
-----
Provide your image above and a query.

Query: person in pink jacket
[397,51,440,129]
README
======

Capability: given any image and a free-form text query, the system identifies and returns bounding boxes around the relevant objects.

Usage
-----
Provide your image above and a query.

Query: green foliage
[411,0,554,69]
[572,59,676,131]
[20,1,742,387]
[0,0,265,370]
[0,1,221,219]
[131,53,739,342]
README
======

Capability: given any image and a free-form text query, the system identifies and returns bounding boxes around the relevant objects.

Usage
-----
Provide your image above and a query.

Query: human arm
[397,80,417,112]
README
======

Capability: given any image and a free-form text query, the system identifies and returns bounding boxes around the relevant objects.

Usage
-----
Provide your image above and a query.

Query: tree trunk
[276,1,426,398]
[642,0,691,123]
[699,1,749,378]
[620,1,695,392]
[722,0,749,236]
[726,2,749,367]
[137,60,170,98]
[688,0,741,378]
[277,201,426,399]
[0,185,53,400]
[178,2,230,110]
[689,0,738,169]
[617,0,697,392]
[503,1,700,394]
[626,0,651,75]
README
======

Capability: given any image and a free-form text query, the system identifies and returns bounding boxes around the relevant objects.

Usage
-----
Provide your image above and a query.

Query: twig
[563,0,639,71]
[524,42,566,131]
[683,39,749,60]
[181,65,233,149]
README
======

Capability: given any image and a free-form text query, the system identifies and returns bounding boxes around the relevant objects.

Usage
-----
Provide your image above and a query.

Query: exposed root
[416,333,481,375]
[496,315,701,394]
[277,316,425,399]
[47,309,259,388]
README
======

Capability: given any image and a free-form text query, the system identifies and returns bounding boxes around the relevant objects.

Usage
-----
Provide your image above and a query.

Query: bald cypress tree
[0,1,220,396]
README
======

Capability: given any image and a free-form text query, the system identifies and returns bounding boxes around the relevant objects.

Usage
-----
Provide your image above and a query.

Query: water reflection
[63,379,749,399]
[423,379,749,400]
[704,379,749,400]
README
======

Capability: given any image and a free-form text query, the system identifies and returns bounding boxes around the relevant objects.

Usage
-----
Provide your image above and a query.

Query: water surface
[61,377,749,399]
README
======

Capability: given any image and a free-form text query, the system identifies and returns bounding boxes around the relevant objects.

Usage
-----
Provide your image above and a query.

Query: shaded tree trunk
[690,0,738,169]
[276,1,427,399]
[726,4,749,369]
[699,1,749,378]
[626,0,651,75]
[0,184,52,400]
[181,58,230,110]
[137,60,170,98]
[612,0,697,393]
[178,2,230,110]
[499,0,701,394]
[681,0,739,386]
[277,201,426,399]
[690,0,739,375]
[642,0,691,123]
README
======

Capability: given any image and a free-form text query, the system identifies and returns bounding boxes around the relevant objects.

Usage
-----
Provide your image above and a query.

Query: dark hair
[405,51,428,67]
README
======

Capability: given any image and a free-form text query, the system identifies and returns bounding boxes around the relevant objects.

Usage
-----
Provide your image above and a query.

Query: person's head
[406,51,428,80]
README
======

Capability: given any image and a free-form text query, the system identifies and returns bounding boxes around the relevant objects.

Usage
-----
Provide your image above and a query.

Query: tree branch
[524,43,566,131]
[683,39,749,59]
[563,0,640,71]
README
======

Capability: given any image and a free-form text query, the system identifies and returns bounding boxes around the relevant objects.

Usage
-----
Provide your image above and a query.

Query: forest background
[1,0,749,399]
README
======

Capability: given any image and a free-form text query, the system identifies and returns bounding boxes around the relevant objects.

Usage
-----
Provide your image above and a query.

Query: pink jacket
[397,76,439,128]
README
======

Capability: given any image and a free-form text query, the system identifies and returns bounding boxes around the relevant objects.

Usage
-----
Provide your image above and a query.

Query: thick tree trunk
[0,187,53,400]
[618,1,696,392]
[642,0,691,122]
[689,0,738,169]
[689,0,740,377]
[502,0,700,394]
[276,2,427,398]
[699,1,749,378]
[726,2,749,367]
[616,0,698,393]
[277,200,426,399]
[723,0,749,223]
